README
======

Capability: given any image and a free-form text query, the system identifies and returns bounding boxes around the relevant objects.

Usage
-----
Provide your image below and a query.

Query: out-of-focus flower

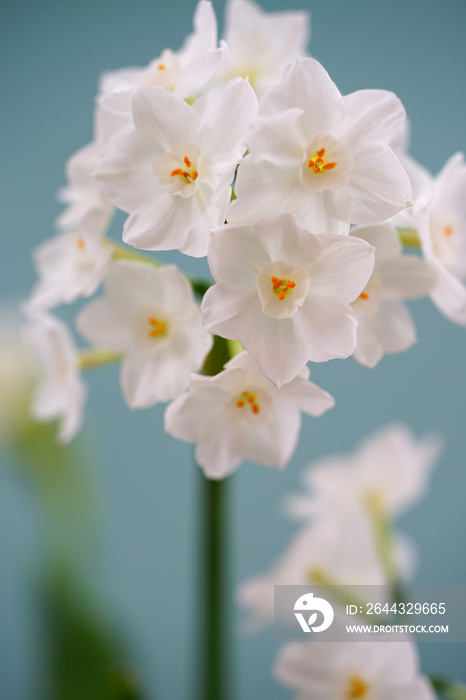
[415,153,466,325]
[214,0,310,97]
[229,58,411,235]
[201,213,374,386]
[77,261,212,409]
[238,518,414,631]
[26,313,87,444]
[56,141,114,238]
[99,0,222,100]
[285,424,441,524]
[274,640,435,700]
[164,351,334,479]
[349,223,436,367]
[97,79,257,257]
[26,230,112,312]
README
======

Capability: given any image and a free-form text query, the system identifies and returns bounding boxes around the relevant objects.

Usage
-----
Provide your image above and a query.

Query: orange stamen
[317,148,325,158]
[323,162,337,170]
[158,64,166,70]
[444,225,453,236]
[252,404,260,414]
[359,291,369,300]
[271,276,296,300]
[76,236,85,250]
[308,147,337,174]
[346,676,369,699]
[184,156,191,167]
[237,400,245,408]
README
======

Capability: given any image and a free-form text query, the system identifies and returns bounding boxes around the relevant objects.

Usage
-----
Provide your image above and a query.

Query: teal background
[1,0,466,698]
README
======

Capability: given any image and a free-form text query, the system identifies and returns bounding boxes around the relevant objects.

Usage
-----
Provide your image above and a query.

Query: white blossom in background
[56,140,114,238]
[213,0,310,97]
[164,351,334,480]
[414,153,466,325]
[202,213,374,386]
[238,518,415,631]
[99,0,222,101]
[26,313,87,444]
[285,424,441,525]
[349,223,436,367]
[26,230,112,312]
[229,58,412,235]
[97,78,257,257]
[274,640,435,700]
[77,261,212,409]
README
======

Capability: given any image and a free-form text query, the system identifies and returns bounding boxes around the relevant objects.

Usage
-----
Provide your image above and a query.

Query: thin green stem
[397,227,421,249]
[78,349,123,371]
[198,335,235,700]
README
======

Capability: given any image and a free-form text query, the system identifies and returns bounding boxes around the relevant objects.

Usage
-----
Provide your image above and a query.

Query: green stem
[397,227,421,249]
[198,336,235,700]
[78,349,123,371]
[430,677,466,700]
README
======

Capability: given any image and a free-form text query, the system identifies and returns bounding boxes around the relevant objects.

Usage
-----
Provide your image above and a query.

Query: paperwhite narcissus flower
[97,79,257,257]
[56,140,114,238]
[26,313,87,444]
[415,153,466,325]
[238,518,415,631]
[164,351,334,479]
[285,424,442,524]
[274,640,435,700]
[214,0,310,97]
[77,261,213,409]
[201,213,375,386]
[26,230,112,312]
[99,0,222,101]
[228,58,412,235]
[350,223,436,367]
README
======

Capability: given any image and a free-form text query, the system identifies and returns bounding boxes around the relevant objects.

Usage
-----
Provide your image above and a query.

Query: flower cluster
[239,424,441,698]
[23,0,464,481]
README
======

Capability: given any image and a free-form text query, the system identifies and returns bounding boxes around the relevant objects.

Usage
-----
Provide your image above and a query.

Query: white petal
[293,295,358,363]
[76,298,133,351]
[132,86,200,148]
[342,89,407,145]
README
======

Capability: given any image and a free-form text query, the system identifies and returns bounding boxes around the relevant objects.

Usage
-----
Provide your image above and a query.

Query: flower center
[170,155,198,184]
[307,147,337,174]
[76,235,86,251]
[346,675,370,699]
[236,390,260,414]
[271,276,296,301]
[147,316,168,339]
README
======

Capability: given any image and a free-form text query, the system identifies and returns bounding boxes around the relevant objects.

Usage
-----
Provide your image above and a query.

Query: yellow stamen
[308,146,337,174]
[346,675,370,699]
[236,391,260,415]
[76,236,85,251]
[444,225,453,236]
[148,317,167,338]
[271,276,296,301]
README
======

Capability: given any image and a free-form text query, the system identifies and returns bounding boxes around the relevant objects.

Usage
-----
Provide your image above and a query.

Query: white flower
[238,518,414,631]
[274,640,435,700]
[415,153,466,325]
[26,230,112,312]
[285,424,442,524]
[26,313,87,444]
[56,140,114,238]
[349,223,436,367]
[201,213,375,386]
[164,350,334,479]
[214,0,310,97]
[97,79,257,257]
[76,261,213,409]
[229,58,412,235]
[99,1,222,101]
